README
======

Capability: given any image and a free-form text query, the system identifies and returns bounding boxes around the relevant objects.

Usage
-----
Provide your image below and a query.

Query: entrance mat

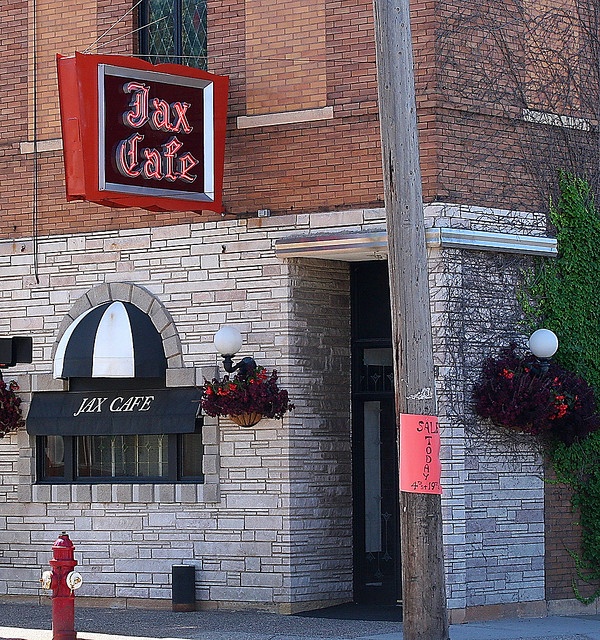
[295,603,403,622]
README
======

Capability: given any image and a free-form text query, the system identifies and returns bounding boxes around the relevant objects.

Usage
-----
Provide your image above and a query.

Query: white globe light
[528,329,559,359]
[213,325,243,356]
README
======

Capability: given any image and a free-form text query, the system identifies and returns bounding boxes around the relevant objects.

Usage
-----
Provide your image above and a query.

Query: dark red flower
[473,344,600,444]
[0,379,25,437]
[200,367,293,420]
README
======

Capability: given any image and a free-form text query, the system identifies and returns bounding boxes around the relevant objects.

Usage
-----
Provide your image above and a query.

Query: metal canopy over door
[351,261,402,608]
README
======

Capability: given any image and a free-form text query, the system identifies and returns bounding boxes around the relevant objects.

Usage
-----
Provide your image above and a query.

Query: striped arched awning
[53,301,166,379]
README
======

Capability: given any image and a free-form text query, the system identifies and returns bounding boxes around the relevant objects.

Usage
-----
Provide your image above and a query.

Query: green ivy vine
[551,434,600,603]
[524,172,600,602]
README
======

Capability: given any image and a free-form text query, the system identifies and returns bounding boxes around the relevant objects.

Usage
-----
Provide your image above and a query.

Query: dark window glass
[139,0,207,70]
[41,436,66,478]
[37,422,203,484]
[77,435,169,479]
[180,431,203,478]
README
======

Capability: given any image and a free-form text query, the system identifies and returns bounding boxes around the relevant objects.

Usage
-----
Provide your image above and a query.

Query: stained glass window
[139,0,207,70]
[77,435,168,478]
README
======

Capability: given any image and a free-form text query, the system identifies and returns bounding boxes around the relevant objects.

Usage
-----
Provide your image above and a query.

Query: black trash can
[172,564,196,612]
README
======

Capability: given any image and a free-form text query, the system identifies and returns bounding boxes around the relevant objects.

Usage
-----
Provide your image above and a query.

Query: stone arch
[52,282,184,370]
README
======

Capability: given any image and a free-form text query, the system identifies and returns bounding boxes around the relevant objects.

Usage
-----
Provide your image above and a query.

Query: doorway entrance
[351,262,401,607]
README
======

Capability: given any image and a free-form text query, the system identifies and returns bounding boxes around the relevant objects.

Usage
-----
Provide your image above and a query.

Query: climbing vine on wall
[527,174,600,393]
[551,433,600,603]
[524,173,600,603]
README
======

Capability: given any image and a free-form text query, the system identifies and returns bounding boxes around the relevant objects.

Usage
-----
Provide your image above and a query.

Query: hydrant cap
[53,533,74,549]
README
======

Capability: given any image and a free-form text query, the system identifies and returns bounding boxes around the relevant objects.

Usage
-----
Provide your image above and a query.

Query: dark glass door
[352,351,401,605]
[351,262,401,607]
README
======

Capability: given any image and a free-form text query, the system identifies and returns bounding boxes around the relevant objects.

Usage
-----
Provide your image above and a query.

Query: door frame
[351,341,402,606]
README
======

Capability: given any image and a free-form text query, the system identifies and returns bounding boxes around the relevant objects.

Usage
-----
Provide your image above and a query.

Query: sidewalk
[0,603,598,640]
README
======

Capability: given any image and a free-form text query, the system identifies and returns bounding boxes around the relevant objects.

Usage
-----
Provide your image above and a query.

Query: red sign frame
[57,53,228,213]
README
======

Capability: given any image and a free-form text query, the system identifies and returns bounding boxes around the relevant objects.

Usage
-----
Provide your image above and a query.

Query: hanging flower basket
[229,412,263,428]
[201,366,293,428]
[473,343,600,445]
[0,379,24,438]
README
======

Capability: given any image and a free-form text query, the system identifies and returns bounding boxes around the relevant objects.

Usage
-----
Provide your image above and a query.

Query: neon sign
[57,53,228,213]
[115,81,198,183]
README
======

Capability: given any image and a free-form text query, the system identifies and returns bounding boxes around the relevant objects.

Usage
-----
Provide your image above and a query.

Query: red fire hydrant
[40,533,83,640]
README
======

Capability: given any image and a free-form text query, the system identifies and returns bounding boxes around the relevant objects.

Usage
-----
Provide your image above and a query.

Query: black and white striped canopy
[53,301,166,379]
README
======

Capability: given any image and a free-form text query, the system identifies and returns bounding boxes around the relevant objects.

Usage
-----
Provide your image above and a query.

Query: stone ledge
[29,482,217,505]
[547,597,600,616]
[165,367,197,388]
[31,374,68,392]
[237,106,333,129]
[19,138,63,154]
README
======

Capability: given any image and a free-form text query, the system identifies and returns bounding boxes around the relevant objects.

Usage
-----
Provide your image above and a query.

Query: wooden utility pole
[372,2,449,639]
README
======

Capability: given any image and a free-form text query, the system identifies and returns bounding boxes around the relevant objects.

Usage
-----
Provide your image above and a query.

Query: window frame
[138,0,207,70]
[36,427,204,484]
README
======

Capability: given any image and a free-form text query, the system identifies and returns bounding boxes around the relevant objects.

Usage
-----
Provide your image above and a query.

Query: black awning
[27,388,200,436]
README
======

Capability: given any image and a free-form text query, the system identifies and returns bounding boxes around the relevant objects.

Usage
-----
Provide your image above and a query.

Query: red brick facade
[5,0,596,238]
[545,468,600,603]
[3,0,387,237]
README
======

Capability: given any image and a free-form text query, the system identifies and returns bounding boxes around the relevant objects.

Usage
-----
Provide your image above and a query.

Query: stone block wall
[0,214,357,612]
[427,217,549,616]
[0,203,563,616]
[286,258,353,606]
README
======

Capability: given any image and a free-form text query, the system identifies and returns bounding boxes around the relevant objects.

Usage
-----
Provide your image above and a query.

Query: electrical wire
[32,0,40,285]
[83,0,145,54]
[88,17,170,54]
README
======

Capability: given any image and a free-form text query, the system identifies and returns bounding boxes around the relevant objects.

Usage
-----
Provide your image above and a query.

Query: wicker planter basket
[229,412,263,427]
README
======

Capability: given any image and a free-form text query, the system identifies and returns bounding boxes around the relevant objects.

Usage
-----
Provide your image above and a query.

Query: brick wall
[2,0,388,238]
[31,0,100,140]
[6,0,588,240]
[245,0,327,114]
[545,467,600,605]
[437,0,600,213]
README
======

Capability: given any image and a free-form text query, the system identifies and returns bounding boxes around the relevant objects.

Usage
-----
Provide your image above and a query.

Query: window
[38,425,203,483]
[139,0,207,70]
[35,376,204,483]
[33,295,204,485]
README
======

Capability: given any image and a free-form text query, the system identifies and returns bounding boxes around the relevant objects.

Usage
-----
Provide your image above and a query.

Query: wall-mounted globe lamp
[213,325,257,378]
[528,328,559,374]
